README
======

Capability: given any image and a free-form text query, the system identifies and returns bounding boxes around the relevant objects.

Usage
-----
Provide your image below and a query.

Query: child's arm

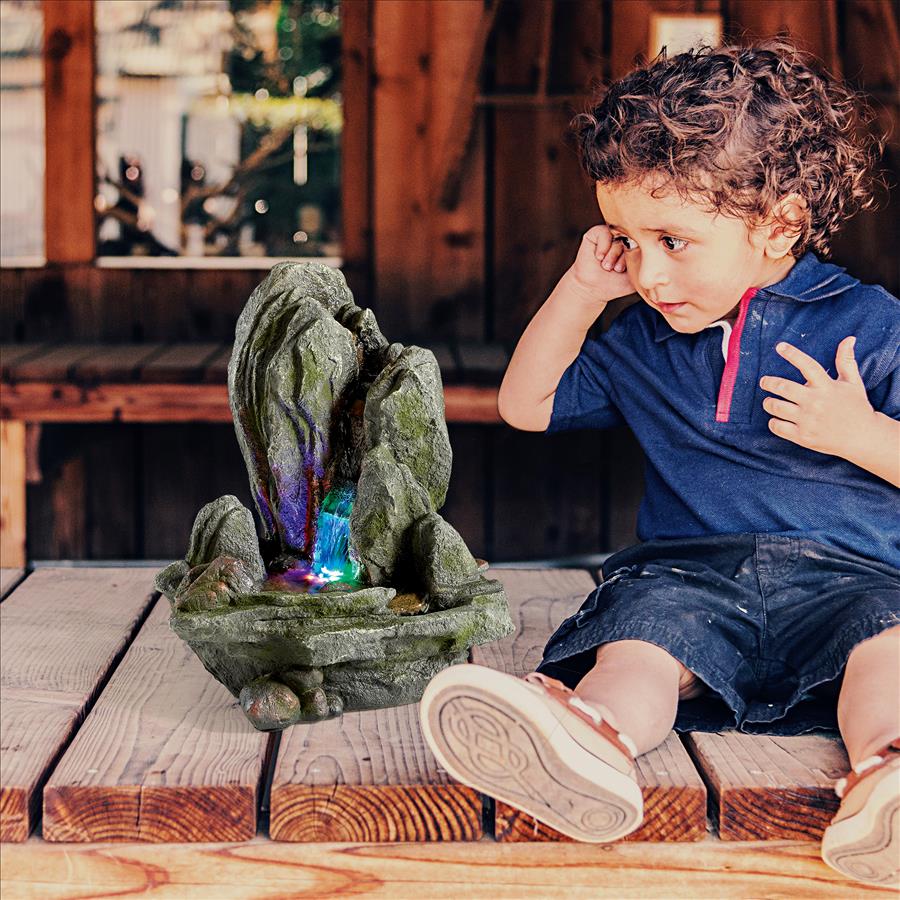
[498,225,632,431]
[842,412,900,488]
[761,337,900,488]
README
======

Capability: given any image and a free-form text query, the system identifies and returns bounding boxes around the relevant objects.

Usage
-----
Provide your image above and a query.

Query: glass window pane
[95,0,342,260]
[0,0,45,263]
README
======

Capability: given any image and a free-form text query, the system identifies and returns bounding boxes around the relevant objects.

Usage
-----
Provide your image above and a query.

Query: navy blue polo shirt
[546,250,900,569]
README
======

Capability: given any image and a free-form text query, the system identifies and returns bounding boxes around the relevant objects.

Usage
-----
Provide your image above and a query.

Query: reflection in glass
[0,0,44,262]
[95,0,341,259]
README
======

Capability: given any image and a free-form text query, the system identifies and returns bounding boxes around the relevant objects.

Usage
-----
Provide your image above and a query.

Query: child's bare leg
[837,624,900,766]
[572,639,699,754]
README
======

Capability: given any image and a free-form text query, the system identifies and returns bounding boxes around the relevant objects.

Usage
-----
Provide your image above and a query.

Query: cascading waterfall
[312,483,361,583]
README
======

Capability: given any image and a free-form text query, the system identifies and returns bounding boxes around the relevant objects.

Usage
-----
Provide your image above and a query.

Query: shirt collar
[652,250,861,342]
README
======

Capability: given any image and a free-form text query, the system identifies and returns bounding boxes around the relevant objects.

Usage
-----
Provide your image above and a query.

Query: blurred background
[1,0,897,567]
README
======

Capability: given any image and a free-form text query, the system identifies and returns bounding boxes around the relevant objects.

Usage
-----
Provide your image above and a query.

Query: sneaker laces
[834,753,887,798]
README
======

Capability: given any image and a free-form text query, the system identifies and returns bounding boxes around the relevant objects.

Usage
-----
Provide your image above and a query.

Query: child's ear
[763,193,807,259]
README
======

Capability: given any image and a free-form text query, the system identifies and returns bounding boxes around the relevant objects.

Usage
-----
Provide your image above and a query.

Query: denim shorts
[535,533,900,735]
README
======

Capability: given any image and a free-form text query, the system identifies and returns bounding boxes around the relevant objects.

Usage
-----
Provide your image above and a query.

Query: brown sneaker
[821,738,900,887]
[419,664,643,842]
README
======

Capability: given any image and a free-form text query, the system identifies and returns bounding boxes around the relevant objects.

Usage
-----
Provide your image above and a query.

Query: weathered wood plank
[373,0,486,342]
[68,344,166,383]
[0,568,157,841]
[684,732,848,841]
[270,704,482,842]
[42,593,270,842]
[0,383,232,422]
[0,382,502,423]
[475,568,707,842]
[137,343,224,383]
[0,346,50,381]
[201,345,233,384]
[426,0,488,344]
[43,0,95,263]
[340,0,372,306]
[8,345,101,382]
[4,833,887,898]
[0,568,26,600]
[0,421,26,568]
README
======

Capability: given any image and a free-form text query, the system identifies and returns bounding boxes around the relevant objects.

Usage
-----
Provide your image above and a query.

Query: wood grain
[137,343,225,383]
[9,345,102,382]
[68,344,166,383]
[0,381,502,423]
[43,0,95,263]
[340,0,372,307]
[0,568,26,600]
[475,568,707,842]
[0,568,157,841]
[684,732,848,841]
[0,421,26,568]
[0,346,50,381]
[373,0,486,343]
[42,592,271,842]
[4,833,892,898]
[271,705,482,842]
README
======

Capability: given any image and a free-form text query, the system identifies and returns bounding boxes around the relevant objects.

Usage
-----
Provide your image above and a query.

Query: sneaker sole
[419,664,643,843]
[821,759,900,887]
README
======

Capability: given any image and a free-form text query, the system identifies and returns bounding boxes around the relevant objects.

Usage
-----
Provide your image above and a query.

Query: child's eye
[661,235,688,252]
[613,234,688,253]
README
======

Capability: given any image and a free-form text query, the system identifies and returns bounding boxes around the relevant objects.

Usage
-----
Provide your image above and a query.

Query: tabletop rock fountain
[155,262,513,732]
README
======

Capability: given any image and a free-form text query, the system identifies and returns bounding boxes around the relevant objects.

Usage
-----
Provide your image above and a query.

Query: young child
[418,38,899,887]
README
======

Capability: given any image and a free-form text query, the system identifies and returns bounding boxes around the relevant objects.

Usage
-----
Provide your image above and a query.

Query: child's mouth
[658,301,687,313]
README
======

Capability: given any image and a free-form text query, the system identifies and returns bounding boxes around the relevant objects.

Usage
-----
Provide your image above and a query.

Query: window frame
[26,0,369,284]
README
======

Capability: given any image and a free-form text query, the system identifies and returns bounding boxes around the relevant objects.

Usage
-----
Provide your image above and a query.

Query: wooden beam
[0,421,26,568]
[434,1,502,211]
[0,382,502,424]
[340,0,372,305]
[535,0,555,99]
[43,0,96,263]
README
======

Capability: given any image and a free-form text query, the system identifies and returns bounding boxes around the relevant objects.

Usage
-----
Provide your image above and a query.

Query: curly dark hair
[573,37,888,258]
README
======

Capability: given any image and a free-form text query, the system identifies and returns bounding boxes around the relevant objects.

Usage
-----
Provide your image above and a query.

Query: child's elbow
[497,390,552,431]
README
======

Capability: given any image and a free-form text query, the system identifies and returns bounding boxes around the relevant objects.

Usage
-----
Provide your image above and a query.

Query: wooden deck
[0,565,890,898]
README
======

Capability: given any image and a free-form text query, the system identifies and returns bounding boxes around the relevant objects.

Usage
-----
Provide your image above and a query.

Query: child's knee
[595,638,703,698]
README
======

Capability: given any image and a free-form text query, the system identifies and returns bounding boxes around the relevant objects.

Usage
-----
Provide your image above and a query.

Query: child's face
[595,179,795,331]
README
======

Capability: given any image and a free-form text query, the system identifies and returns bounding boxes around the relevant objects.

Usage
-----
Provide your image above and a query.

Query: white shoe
[419,664,643,842]
[821,739,900,887]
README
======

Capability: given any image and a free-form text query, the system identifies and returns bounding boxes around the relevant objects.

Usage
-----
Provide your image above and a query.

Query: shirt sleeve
[545,334,625,433]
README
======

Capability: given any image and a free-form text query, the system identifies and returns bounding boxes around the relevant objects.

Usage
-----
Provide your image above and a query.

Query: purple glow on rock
[264,562,338,595]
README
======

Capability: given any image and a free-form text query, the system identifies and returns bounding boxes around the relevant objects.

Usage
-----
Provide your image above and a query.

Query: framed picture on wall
[648,12,723,58]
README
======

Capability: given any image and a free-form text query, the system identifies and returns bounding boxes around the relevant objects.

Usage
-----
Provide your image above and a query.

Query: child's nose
[635,259,671,295]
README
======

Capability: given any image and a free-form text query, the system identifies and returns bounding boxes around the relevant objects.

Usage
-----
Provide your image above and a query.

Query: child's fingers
[599,238,624,270]
[583,224,614,253]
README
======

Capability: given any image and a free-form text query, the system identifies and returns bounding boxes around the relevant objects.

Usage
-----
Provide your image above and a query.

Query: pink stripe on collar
[715,287,759,423]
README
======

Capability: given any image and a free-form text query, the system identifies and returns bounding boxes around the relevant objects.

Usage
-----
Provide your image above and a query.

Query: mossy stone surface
[158,262,514,732]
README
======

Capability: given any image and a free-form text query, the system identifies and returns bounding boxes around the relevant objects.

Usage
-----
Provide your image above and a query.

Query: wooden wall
[4,0,898,563]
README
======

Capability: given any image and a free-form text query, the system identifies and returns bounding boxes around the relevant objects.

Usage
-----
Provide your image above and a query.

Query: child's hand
[760,337,877,459]
[569,225,633,303]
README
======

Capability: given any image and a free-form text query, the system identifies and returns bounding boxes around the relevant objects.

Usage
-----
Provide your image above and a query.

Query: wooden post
[43,0,96,264]
[0,421,26,567]
[341,0,372,307]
